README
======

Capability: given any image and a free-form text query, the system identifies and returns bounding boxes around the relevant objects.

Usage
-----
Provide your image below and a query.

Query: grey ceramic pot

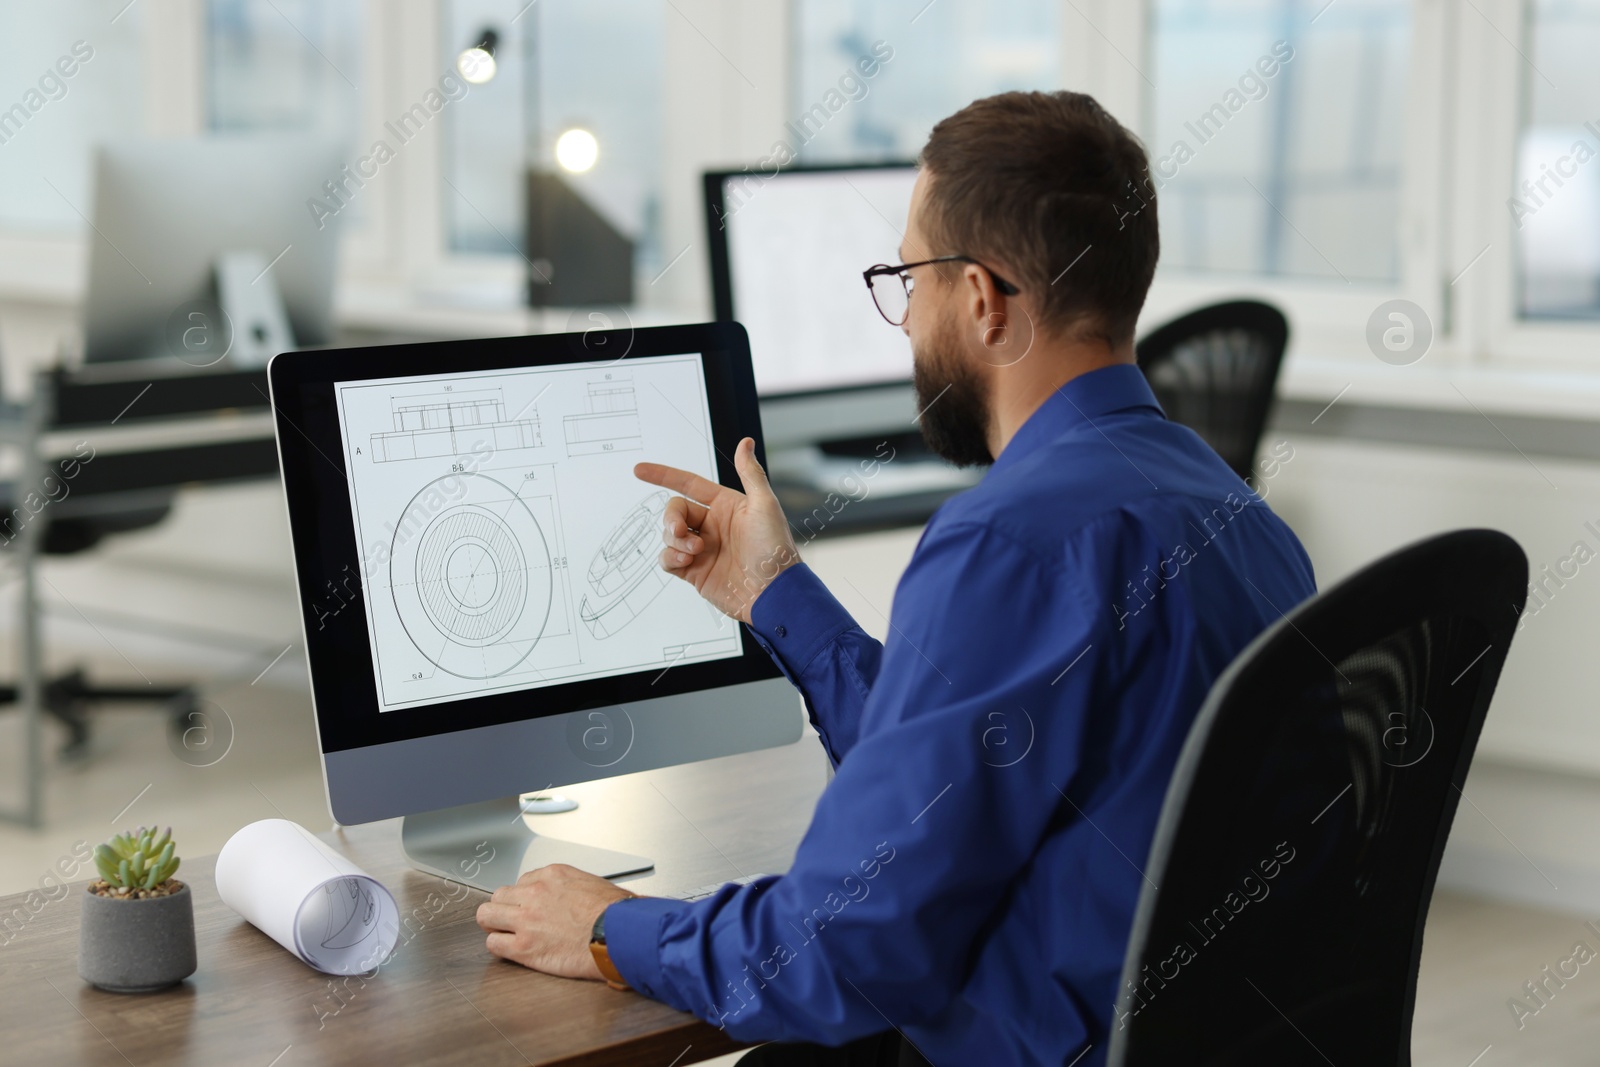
[78,883,197,993]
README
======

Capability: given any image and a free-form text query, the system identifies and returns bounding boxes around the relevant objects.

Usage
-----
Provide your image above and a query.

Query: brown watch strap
[591,893,638,991]
[590,939,629,990]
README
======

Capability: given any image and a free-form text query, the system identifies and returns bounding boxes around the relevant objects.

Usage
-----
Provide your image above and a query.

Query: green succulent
[94,826,181,890]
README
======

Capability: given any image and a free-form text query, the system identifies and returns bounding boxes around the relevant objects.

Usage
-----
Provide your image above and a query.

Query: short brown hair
[918,91,1158,346]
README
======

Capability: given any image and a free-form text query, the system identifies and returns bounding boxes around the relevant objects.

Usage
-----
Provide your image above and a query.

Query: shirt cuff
[746,562,860,681]
[603,895,684,1002]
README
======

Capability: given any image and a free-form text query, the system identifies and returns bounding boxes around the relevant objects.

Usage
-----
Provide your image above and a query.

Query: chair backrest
[1107,529,1528,1067]
[1135,300,1288,481]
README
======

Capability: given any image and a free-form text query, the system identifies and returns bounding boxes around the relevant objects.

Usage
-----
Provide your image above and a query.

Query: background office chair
[0,364,279,827]
[0,368,197,763]
[1135,300,1288,481]
[1107,529,1527,1066]
[0,493,189,758]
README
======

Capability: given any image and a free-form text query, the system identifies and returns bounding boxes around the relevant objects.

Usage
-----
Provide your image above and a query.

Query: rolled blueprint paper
[216,818,399,975]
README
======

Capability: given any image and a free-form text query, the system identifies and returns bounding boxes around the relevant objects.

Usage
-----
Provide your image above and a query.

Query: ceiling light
[555,128,599,173]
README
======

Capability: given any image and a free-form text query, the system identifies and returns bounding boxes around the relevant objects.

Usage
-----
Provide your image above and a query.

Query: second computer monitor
[84,135,346,364]
[706,163,919,447]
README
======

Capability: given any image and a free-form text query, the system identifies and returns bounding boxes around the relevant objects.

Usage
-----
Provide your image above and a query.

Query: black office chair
[0,491,193,758]
[0,364,274,767]
[1107,529,1527,1066]
[1135,300,1288,481]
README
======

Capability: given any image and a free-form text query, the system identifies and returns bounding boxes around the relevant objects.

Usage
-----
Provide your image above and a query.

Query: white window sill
[1275,348,1600,423]
[7,239,1600,427]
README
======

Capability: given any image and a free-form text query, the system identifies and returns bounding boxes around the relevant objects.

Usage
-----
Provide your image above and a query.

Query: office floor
[0,517,1595,1064]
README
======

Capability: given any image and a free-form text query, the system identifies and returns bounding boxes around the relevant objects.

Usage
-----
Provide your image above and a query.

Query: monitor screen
[711,165,918,397]
[332,353,743,713]
[270,324,798,825]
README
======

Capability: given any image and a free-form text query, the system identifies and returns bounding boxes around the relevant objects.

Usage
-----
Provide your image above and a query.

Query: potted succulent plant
[78,826,197,993]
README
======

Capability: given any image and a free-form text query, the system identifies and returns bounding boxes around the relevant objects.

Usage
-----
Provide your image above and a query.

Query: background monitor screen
[709,164,918,397]
[85,135,344,362]
[333,353,742,714]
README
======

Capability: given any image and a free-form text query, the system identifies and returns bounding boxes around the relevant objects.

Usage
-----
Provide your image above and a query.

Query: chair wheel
[57,724,92,762]
[168,693,202,738]
[43,680,91,761]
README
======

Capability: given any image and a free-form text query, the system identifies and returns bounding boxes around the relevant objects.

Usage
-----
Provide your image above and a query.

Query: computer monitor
[269,322,802,889]
[705,163,921,449]
[85,135,345,365]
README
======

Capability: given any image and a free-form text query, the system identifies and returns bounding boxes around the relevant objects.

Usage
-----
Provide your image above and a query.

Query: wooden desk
[0,736,831,1066]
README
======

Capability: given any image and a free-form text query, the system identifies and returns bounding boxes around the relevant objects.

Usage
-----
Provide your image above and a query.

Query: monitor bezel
[268,322,782,757]
[703,160,919,400]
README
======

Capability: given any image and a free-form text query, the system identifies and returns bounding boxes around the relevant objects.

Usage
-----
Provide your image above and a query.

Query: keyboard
[674,873,771,901]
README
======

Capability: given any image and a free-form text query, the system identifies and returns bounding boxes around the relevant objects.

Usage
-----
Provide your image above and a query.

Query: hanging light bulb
[457,27,499,85]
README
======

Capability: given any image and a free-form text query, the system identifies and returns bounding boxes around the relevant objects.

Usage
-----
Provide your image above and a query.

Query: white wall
[1266,435,1600,775]
[1260,431,1600,914]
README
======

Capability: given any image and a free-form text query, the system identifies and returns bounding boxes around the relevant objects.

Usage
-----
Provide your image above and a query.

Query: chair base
[0,669,198,760]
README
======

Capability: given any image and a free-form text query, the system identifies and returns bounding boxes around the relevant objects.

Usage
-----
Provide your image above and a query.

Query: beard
[911,312,994,468]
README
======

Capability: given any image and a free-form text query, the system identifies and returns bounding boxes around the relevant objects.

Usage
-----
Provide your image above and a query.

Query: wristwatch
[590,901,631,991]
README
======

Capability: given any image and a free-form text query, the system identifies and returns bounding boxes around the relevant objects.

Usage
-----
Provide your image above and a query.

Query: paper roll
[216,818,399,976]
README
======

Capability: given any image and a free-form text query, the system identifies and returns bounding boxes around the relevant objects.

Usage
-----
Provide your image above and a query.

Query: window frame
[1474,0,1600,373]
[6,0,1600,418]
[1130,0,1459,385]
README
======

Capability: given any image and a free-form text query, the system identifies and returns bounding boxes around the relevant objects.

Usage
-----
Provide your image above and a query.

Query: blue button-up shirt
[606,363,1316,1065]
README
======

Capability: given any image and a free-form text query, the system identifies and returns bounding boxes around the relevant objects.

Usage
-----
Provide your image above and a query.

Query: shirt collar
[990,363,1166,474]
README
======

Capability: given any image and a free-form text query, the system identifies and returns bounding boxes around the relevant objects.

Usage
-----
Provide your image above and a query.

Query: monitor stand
[215,249,294,368]
[400,795,653,893]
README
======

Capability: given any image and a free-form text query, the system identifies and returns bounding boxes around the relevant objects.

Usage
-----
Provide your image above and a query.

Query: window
[441,0,665,279]
[790,0,1061,162]
[206,0,362,140]
[1146,0,1410,283]
[0,7,143,233]
[1516,0,1600,320]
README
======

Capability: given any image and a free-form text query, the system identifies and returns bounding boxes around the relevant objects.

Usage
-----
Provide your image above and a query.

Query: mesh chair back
[1135,300,1288,480]
[1107,529,1528,1066]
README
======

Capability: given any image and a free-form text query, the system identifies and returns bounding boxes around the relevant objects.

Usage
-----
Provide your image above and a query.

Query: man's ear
[967,266,1036,369]
[961,263,1008,351]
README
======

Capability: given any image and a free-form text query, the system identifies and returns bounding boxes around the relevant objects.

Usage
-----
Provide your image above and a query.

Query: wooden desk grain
[0,735,830,1066]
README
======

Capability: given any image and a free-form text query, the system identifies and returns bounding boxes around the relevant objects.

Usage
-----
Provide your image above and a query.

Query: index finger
[633,461,725,505]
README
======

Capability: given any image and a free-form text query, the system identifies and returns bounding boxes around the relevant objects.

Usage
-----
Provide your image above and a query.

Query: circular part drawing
[391,474,552,679]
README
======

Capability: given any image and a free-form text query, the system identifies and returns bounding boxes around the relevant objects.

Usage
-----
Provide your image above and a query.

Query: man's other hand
[475,864,634,980]
[634,436,800,623]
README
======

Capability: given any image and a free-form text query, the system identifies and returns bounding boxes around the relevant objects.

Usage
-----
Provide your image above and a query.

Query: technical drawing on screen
[334,353,742,712]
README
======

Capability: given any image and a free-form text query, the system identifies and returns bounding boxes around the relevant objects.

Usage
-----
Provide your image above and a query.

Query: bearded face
[911,303,994,469]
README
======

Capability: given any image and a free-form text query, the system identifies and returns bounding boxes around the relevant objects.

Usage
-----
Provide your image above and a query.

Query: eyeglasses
[862,255,1020,326]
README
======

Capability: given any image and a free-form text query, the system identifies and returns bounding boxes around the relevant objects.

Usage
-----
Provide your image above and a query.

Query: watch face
[591,909,607,945]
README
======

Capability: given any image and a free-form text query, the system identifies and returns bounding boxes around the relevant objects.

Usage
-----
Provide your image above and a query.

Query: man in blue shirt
[474,91,1315,1065]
